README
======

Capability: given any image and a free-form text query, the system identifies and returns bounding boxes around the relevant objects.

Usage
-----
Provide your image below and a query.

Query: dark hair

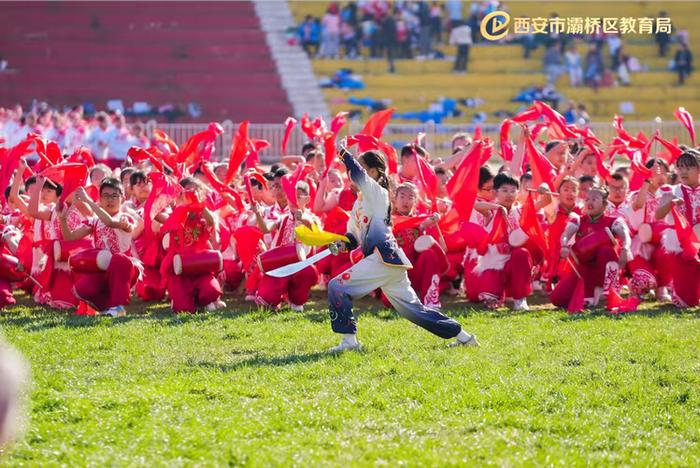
[676,149,700,168]
[263,172,275,182]
[644,157,669,171]
[545,140,564,153]
[434,167,447,176]
[129,170,147,186]
[301,142,317,155]
[99,177,123,196]
[493,172,519,190]
[4,186,12,200]
[305,150,322,162]
[43,179,63,197]
[608,173,628,186]
[521,172,533,182]
[269,163,281,174]
[274,167,290,179]
[120,167,135,184]
[478,166,494,189]
[400,144,425,158]
[24,175,37,191]
[579,175,595,185]
[250,178,263,189]
[359,150,392,224]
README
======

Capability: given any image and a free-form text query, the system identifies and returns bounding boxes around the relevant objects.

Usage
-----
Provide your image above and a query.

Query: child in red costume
[254,179,319,311]
[162,177,225,313]
[392,182,448,309]
[551,186,632,308]
[59,180,142,316]
[655,149,700,307]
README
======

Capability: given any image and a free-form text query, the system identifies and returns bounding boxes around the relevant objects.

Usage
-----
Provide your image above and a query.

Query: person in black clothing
[655,11,672,57]
[380,12,398,73]
[674,42,693,85]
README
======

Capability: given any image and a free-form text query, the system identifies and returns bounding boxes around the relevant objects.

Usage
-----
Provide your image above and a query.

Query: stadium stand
[0,1,293,122]
[290,1,699,123]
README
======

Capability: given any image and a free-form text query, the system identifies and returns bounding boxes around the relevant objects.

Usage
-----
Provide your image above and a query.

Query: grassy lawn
[1,291,699,466]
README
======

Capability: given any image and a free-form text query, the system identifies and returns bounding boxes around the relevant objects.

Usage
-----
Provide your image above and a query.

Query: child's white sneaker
[513,298,529,311]
[329,334,361,353]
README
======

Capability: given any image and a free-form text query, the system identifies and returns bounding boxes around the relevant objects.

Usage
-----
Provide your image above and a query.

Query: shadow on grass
[191,351,334,372]
[1,289,698,333]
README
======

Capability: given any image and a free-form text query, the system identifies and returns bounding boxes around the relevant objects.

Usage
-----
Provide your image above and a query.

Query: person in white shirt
[449,20,472,73]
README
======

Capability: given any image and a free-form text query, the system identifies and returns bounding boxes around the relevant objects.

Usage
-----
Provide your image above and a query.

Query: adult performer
[326,145,479,353]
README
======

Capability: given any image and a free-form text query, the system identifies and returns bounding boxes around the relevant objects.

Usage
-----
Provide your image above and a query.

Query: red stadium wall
[0,1,293,122]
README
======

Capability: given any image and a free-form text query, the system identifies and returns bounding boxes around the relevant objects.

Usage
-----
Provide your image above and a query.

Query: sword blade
[266,248,332,278]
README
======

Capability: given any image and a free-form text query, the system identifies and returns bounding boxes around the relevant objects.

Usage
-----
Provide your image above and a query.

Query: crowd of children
[0,105,698,342]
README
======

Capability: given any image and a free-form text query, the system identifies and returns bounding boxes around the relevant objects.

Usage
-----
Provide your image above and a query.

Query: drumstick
[566,256,583,279]
[604,227,618,247]
[527,188,559,197]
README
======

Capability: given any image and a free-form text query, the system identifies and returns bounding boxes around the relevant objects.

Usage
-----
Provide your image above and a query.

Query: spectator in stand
[86,111,114,163]
[380,11,398,74]
[655,11,672,57]
[584,43,605,90]
[564,44,583,87]
[361,13,380,58]
[449,20,472,73]
[446,0,462,30]
[543,43,564,84]
[416,1,433,57]
[429,2,443,44]
[396,10,413,59]
[299,15,320,57]
[341,20,359,58]
[674,41,693,85]
[319,3,341,59]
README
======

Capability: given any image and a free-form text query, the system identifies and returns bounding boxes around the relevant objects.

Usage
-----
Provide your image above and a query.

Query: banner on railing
[144,120,697,163]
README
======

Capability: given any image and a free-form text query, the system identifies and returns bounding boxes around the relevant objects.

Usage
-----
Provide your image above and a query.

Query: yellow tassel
[294,224,349,246]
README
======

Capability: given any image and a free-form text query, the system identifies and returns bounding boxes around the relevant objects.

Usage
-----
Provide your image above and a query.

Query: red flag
[281,117,297,155]
[322,131,337,178]
[330,112,348,136]
[361,108,394,139]
[671,206,700,259]
[199,162,244,212]
[446,141,484,220]
[40,163,88,204]
[524,135,557,191]
[607,288,623,312]
[674,107,696,145]
[299,114,317,141]
[177,122,223,166]
[281,163,315,209]
[245,139,270,170]
[225,121,250,184]
[479,208,507,254]
[66,147,95,168]
[499,119,515,162]
[415,152,439,210]
[346,134,398,174]
[533,101,577,139]
[585,142,612,182]
[654,134,683,165]
[519,192,548,255]
[393,214,432,233]
[152,128,180,154]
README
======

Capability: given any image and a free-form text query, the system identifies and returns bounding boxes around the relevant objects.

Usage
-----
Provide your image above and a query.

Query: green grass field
[1,291,699,466]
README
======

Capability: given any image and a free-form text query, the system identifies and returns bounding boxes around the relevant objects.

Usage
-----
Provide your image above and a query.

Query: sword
[266,243,339,278]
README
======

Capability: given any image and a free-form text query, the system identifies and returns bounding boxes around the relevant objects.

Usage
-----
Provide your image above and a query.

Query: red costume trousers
[550,245,618,307]
[167,273,222,313]
[73,253,137,310]
[256,265,318,308]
